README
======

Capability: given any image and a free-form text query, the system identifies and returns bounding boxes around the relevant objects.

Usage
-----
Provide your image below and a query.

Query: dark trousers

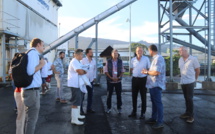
[131,77,147,114]
[181,82,195,117]
[107,82,122,109]
[81,82,94,111]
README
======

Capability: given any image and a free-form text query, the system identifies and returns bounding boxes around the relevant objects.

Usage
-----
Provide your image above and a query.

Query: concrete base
[166,82,178,90]
[202,82,215,90]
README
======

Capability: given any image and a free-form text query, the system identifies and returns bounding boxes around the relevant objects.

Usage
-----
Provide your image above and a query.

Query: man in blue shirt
[142,44,166,129]
[22,38,45,134]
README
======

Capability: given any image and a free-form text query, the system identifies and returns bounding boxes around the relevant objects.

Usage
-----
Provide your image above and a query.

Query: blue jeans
[149,87,163,123]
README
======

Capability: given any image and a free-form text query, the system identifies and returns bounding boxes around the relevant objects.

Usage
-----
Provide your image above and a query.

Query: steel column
[75,34,79,49]
[169,0,173,82]
[158,0,161,53]
[206,0,212,81]
[95,22,98,82]
[1,34,6,83]
[189,4,192,55]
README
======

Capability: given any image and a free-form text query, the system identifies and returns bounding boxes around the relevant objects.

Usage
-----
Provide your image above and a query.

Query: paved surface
[0,75,215,134]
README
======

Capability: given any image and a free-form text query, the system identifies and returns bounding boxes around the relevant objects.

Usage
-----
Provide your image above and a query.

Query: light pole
[127,5,131,73]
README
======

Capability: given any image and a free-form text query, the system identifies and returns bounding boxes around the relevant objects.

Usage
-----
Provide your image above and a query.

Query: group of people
[11,37,200,133]
[103,45,200,129]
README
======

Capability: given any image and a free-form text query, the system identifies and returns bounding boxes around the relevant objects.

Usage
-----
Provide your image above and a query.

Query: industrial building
[0,0,62,82]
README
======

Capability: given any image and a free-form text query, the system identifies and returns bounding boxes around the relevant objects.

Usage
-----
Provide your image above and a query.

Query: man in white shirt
[178,47,200,123]
[68,49,86,125]
[22,38,45,134]
[81,48,96,114]
[128,46,150,119]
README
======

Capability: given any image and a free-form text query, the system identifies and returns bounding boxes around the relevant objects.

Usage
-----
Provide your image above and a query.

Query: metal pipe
[158,0,161,53]
[169,0,173,82]
[189,4,192,55]
[129,5,131,71]
[1,34,6,83]
[43,0,137,55]
[206,0,212,81]
[75,34,78,49]
[214,0,215,52]
[15,37,18,52]
[95,22,98,83]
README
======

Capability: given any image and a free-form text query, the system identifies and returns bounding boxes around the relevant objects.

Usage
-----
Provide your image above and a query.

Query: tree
[165,50,180,76]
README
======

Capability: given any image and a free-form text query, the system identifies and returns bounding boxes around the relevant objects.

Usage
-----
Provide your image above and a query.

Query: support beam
[158,0,161,53]
[169,0,174,82]
[87,38,96,48]
[15,37,18,52]
[95,22,99,83]
[1,34,6,83]
[189,5,192,55]
[206,0,212,81]
[166,36,215,56]
[175,18,214,50]
[75,34,79,49]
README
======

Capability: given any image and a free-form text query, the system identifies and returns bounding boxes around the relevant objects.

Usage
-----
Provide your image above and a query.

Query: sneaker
[40,92,46,95]
[128,111,136,117]
[106,109,111,114]
[60,100,67,104]
[180,113,190,119]
[56,98,60,102]
[145,118,157,124]
[117,109,122,114]
[152,122,164,129]
[186,117,194,123]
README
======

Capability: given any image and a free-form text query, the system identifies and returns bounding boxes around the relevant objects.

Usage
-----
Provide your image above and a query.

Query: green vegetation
[130,43,148,53]
[165,50,180,76]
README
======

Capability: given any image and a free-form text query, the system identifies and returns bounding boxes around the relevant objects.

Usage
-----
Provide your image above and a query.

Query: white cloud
[182,14,204,20]
[58,16,159,43]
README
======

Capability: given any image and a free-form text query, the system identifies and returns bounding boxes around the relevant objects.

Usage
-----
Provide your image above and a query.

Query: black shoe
[139,113,145,119]
[87,109,95,113]
[128,111,136,117]
[80,110,86,115]
[180,113,190,119]
[145,118,157,124]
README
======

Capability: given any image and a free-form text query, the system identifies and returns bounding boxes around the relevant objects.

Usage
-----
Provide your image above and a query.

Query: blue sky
[58,0,159,43]
[58,0,205,44]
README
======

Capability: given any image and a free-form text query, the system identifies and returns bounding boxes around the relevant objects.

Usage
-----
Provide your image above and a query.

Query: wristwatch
[146,71,149,75]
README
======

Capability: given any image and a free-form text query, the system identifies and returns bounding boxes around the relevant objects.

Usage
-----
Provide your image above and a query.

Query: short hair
[149,44,158,52]
[85,48,92,54]
[59,51,65,55]
[136,46,143,50]
[74,49,83,55]
[30,38,42,48]
[111,49,118,53]
[180,46,189,53]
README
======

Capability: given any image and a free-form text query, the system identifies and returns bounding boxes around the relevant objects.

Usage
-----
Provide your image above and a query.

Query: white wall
[1,0,58,44]
[0,0,60,78]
